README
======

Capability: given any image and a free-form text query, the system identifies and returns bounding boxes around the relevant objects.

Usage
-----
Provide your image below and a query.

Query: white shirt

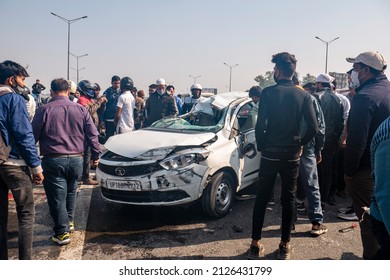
[116,91,135,134]
[336,92,351,143]
[26,93,36,121]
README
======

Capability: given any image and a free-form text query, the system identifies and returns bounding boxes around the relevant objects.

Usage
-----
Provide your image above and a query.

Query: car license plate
[107,180,142,191]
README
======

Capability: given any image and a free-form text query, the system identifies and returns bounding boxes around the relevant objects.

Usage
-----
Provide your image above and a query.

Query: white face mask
[350,70,360,88]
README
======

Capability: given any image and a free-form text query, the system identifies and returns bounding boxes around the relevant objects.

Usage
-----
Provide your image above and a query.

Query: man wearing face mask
[345,51,390,259]
[144,78,178,127]
[249,52,318,260]
[0,60,44,259]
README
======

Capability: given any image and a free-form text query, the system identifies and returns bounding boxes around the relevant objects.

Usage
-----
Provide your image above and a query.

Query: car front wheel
[201,171,235,218]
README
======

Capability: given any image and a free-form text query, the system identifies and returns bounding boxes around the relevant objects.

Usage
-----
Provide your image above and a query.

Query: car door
[231,100,261,190]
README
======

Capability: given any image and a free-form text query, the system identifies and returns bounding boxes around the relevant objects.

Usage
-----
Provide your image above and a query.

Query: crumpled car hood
[104,129,216,160]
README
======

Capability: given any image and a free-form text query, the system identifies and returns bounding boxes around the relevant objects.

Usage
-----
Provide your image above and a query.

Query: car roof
[209,91,248,109]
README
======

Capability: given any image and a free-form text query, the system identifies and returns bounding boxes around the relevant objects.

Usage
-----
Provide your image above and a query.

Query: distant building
[202,88,218,95]
[329,72,348,89]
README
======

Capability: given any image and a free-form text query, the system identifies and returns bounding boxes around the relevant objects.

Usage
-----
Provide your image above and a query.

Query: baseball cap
[346,51,387,71]
[316,74,335,83]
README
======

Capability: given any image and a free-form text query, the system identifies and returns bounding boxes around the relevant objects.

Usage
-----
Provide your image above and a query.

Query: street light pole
[51,12,88,80]
[71,67,85,84]
[223,62,239,91]
[189,75,201,84]
[70,53,88,83]
[315,36,339,73]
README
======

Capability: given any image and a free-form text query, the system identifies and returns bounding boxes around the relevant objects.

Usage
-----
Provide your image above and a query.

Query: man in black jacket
[32,79,46,104]
[345,51,390,259]
[314,74,344,205]
[248,52,318,260]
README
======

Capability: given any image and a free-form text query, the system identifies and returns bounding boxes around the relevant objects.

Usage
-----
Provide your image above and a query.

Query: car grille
[101,188,190,203]
[98,162,163,177]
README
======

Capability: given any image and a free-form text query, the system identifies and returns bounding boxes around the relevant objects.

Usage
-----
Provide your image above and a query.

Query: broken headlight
[159,150,210,170]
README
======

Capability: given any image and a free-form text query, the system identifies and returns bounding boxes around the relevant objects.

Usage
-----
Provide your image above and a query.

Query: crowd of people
[0,49,389,260]
[247,51,390,260]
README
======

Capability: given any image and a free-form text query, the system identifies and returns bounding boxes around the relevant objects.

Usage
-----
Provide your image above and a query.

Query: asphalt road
[6,176,363,260]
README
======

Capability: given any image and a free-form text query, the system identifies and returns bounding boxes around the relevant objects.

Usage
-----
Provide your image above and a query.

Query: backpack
[0,90,12,164]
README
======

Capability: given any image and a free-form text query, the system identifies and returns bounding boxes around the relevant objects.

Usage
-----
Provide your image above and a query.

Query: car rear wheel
[201,172,235,218]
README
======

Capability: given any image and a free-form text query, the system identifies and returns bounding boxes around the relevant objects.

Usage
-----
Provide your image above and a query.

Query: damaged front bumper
[97,164,210,206]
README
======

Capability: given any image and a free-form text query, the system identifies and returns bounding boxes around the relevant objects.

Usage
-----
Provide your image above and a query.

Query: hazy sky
[1,0,390,94]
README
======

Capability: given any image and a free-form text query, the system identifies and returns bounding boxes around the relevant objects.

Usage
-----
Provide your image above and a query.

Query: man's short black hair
[166,85,175,91]
[111,75,120,83]
[249,86,262,98]
[303,82,316,93]
[0,60,29,84]
[303,82,315,89]
[149,84,157,89]
[51,78,69,93]
[271,52,297,77]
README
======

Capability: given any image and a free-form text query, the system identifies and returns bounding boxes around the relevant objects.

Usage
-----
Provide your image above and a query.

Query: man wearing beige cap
[345,51,390,259]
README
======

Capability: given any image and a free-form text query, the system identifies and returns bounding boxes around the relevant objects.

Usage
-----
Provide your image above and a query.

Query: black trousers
[252,153,300,242]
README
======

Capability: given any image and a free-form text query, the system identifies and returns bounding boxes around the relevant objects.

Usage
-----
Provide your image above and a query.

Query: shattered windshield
[150,97,228,133]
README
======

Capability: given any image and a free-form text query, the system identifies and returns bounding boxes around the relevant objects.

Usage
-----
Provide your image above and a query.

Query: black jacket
[255,80,318,154]
[314,88,344,143]
[344,74,390,176]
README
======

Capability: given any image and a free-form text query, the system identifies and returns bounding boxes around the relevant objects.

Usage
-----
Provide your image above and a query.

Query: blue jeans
[252,153,300,242]
[42,156,82,235]
[0,165,35,260]
[298,151,323,224]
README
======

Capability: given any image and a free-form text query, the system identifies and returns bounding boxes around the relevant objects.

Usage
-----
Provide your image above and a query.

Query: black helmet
[120,76,134,91]
[77,80,98,98]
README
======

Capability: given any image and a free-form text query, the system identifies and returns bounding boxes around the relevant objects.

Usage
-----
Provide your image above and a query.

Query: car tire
[201,171,236,218]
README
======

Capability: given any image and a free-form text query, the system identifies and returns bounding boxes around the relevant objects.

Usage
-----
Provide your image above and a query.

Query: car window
[236,102,256,133]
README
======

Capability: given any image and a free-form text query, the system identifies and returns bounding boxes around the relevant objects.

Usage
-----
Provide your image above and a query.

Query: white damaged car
[97,92,261,218]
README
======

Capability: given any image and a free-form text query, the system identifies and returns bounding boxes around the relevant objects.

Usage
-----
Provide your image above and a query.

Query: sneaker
[291,223,296,234]
[310,224,328,236]
[83,178,99,185]
[268,197,275,206]
[51,232,70,245]
[338,210,358,221]
[338,206,353,214]
[277,241,292,260]
[247,244,265,260]
[69,221,75,232]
